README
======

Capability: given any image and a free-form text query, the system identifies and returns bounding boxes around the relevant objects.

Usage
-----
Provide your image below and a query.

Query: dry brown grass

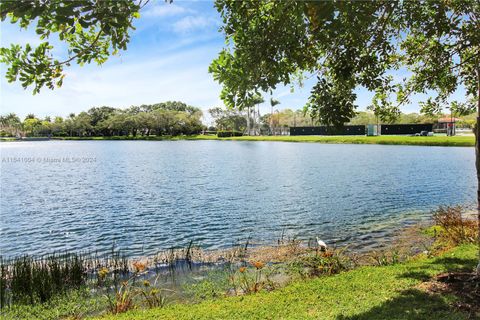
[433,206,478,246]
[137,240,309,270]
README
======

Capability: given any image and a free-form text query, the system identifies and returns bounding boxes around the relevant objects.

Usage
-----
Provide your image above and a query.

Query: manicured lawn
[96,244,478,320]
[55,134,475,147]
[217,135,474,147]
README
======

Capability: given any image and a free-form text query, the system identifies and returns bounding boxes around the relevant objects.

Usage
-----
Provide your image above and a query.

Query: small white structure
[366,124,378,136]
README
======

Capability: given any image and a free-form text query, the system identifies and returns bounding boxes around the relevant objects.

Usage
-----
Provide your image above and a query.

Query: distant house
[435,117,460,135]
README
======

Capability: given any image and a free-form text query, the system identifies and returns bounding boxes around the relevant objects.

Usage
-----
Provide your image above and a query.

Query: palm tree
[2,113,22,136]
[251,95,264,135]
[270,98,280,135]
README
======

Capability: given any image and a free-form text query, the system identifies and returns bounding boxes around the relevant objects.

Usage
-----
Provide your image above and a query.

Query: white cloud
[0,7,227,120]
[0,44,224,119]
[173,16,219,33]
[143,3,190,17]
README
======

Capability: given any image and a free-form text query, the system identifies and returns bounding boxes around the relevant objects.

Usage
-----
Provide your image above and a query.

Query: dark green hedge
[217,131,243,137]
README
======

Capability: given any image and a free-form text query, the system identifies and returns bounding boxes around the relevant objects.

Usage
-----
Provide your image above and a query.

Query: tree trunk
[246,106,250,135]
[255,104,259,136]
[476,67,480,276]
[270,105,273,135]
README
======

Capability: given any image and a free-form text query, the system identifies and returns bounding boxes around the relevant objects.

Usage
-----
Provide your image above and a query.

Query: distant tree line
[208,107,314,135]
[2,104,475,138]
[347,112,437,126]
[208,107,247,132]
[207,107,475,136]
[0,101,204,137]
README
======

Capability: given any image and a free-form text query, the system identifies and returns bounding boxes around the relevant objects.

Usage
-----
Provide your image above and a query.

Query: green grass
[0,137,18,141]
[215,135,474,147]
[54,135,474,147]
[96,244,478,320]
[2,288,109,320]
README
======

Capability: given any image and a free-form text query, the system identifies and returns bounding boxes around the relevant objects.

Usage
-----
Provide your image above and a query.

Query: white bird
[316,237,327,252]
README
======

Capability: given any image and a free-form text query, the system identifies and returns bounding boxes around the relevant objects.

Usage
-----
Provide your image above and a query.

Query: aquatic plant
[184,240,194,264]
[0,246,133,309]
[97,267,110,287]
[3,253,87,306]
[230,261,273,295]
[0,257,7,309]
[106,281,136,314]
[138,278,172,309]
[369,249,401,266]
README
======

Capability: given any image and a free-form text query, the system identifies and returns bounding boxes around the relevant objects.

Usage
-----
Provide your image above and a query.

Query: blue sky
[0,0,466,123]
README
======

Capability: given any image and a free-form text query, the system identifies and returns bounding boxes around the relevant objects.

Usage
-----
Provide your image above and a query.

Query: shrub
[217,131,243,137]
[288,249,348,279]
[432,206,478,245]
[203,130,217,135]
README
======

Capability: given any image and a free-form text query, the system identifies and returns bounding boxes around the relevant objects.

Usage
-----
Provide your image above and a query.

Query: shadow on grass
[431,256,477,271]
[398,256,477,282]
[336,289,465,320]
[337,254,477,320]
[398,271,431,281]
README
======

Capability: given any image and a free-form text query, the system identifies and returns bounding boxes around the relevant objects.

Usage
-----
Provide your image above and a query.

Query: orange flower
[132,261,146,273]
[239,267,247,273]
[251,261,265,270]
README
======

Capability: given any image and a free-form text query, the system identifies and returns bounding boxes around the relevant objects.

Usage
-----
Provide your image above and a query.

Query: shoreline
[97,244,479,320]
[2,215,478,320]
[0,216,438,272]
[0,134,475,147]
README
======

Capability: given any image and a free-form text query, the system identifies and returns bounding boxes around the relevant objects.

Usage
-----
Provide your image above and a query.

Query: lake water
[0,140,475,257]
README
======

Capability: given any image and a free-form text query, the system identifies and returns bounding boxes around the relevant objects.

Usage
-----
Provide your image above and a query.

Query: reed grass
[4,253,86,305]
[0,257,7,309]
[0,247,130,309]
[0,241,220,310]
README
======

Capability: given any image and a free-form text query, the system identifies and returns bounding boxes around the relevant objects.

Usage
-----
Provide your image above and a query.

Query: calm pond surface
[0,140,475,257]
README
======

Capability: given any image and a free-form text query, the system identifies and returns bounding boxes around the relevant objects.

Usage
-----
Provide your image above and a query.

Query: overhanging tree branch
[395,50,480,109]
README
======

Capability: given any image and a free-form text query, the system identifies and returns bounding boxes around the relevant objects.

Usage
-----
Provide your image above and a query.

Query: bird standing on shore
[316,237,327,252]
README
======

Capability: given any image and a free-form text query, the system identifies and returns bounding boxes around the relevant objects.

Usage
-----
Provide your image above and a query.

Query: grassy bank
[218,135,475,147]
[96,244,478,320]
[52,134,475,147]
